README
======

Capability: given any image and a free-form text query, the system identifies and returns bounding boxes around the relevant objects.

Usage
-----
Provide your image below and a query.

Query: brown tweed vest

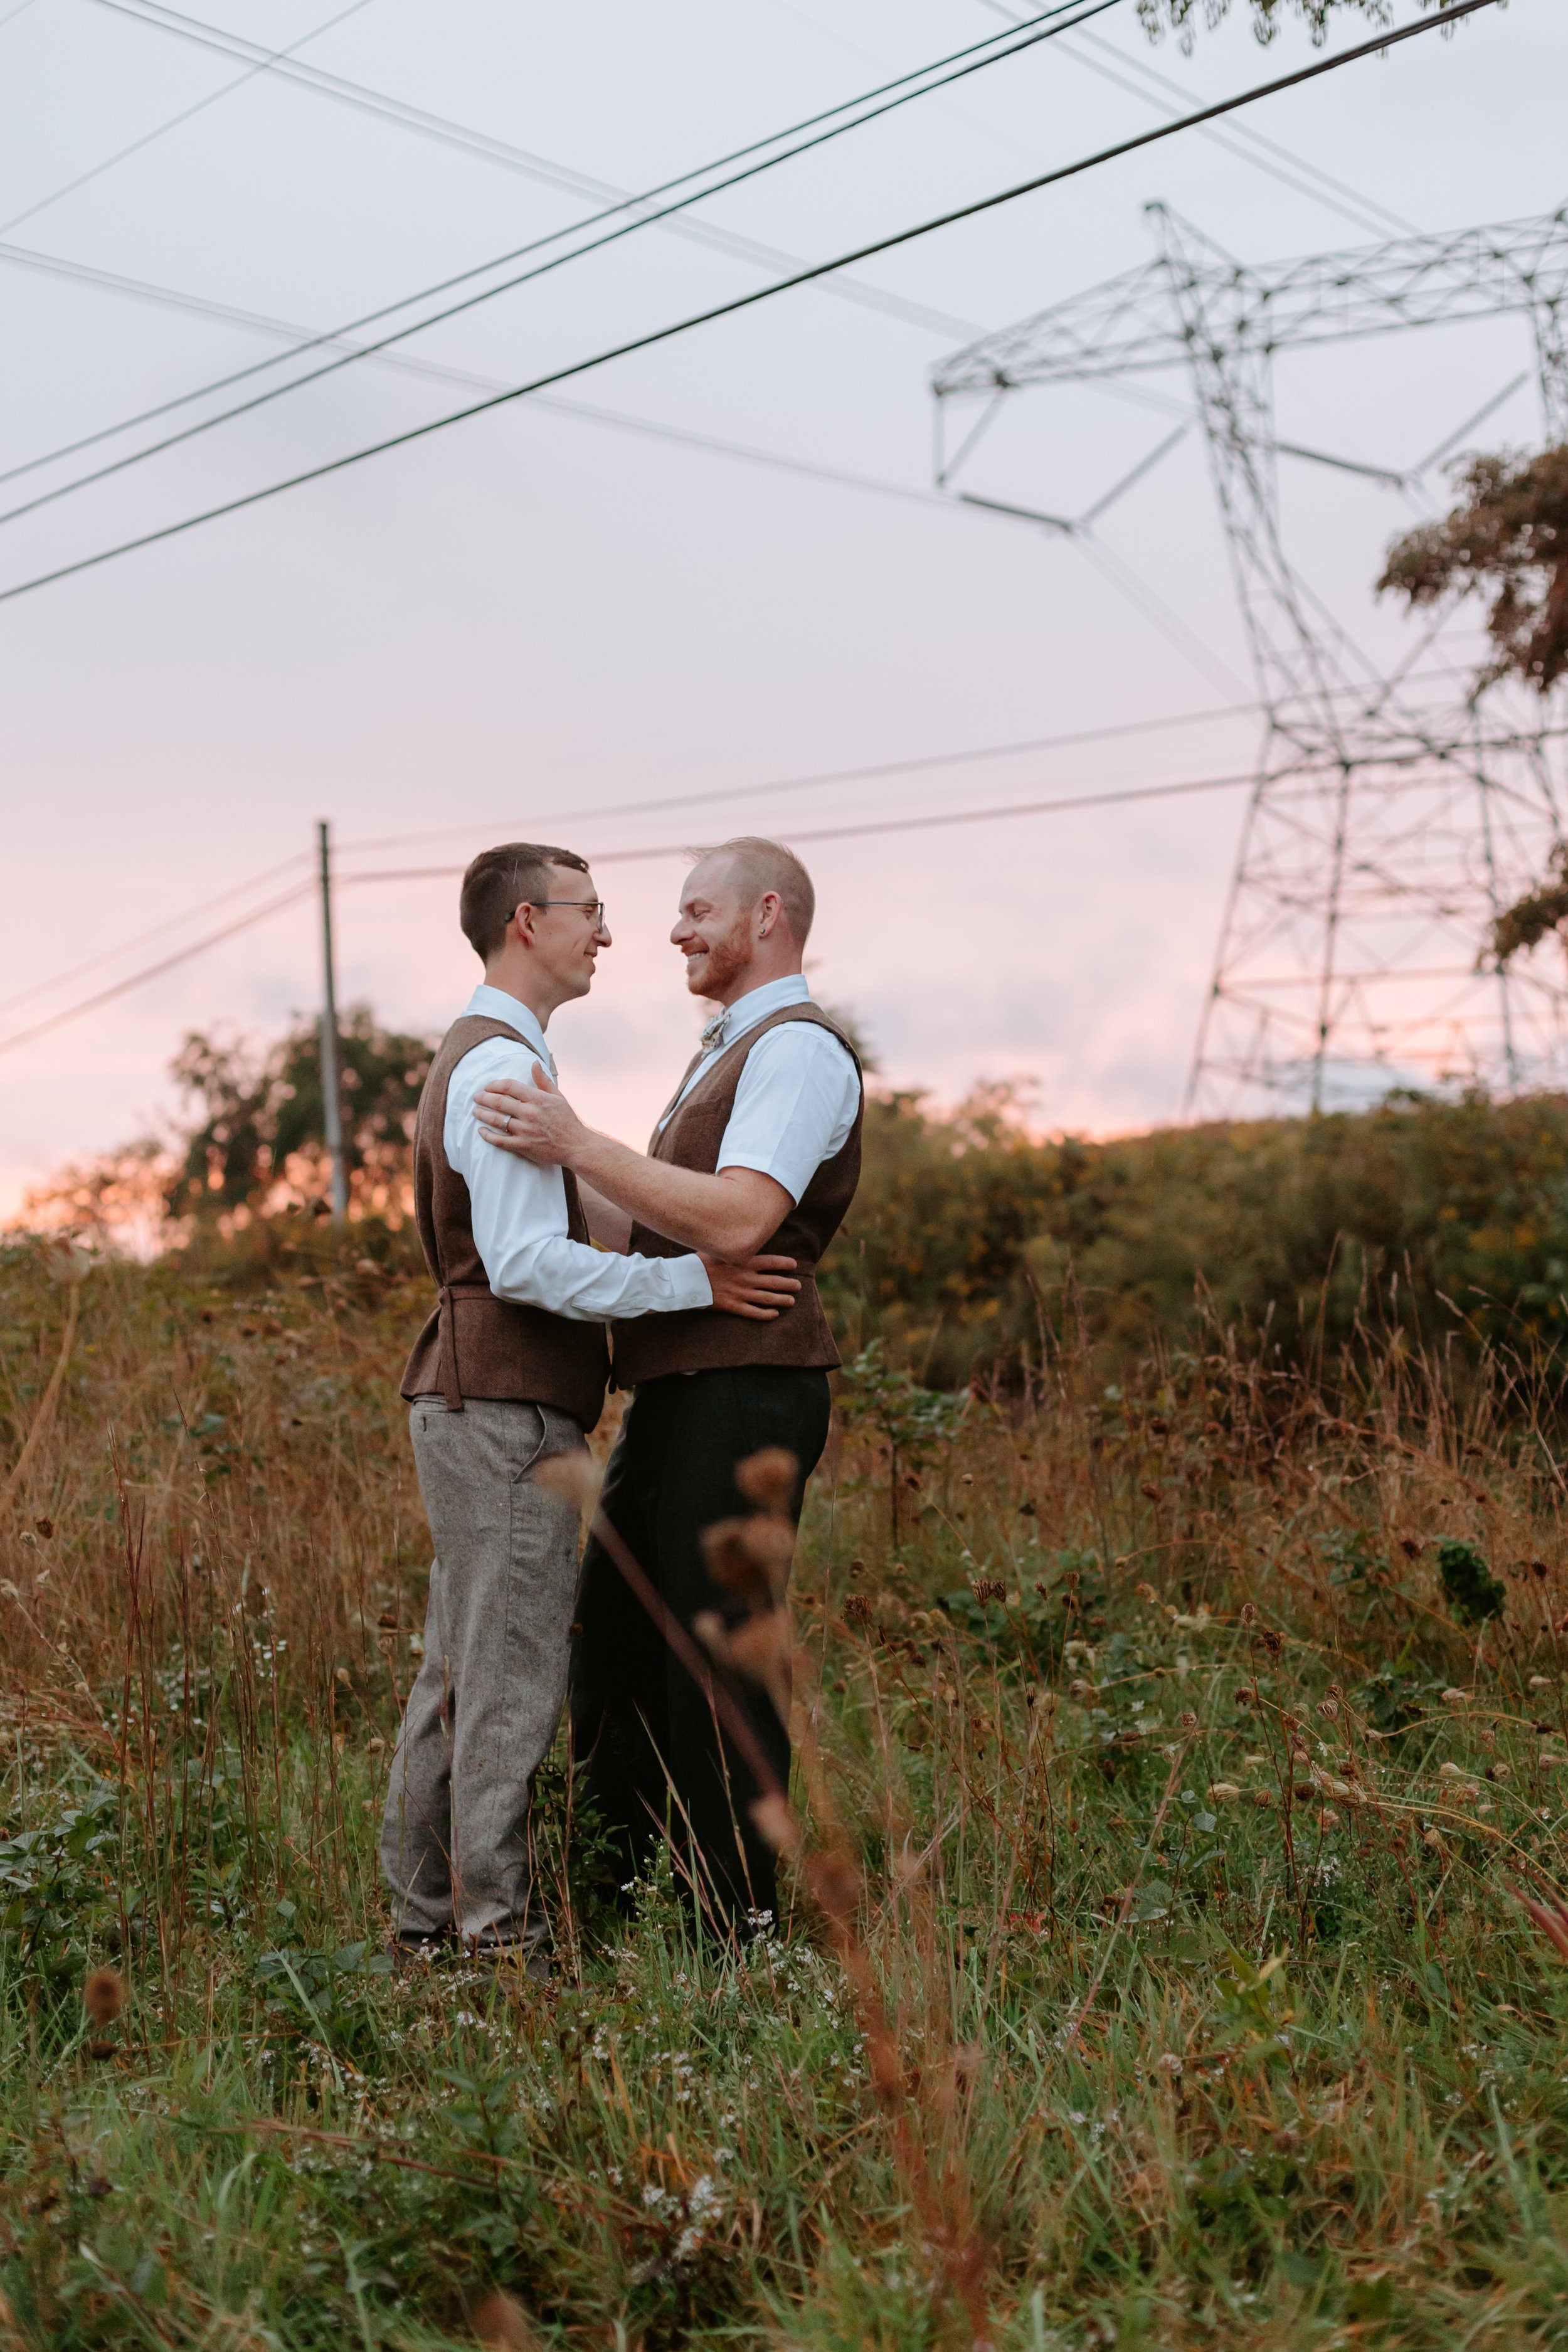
[400,1013,610,1430]
[611,1002,862,1387]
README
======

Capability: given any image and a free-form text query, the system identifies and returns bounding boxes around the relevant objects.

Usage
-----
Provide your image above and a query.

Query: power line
[977,0,1419,237]
[0,0,1116,533]
[341,731,1568,876]
[11,709,1554,1062]
[0,766,1271,1061]
[12,658,1482,1036]
[336,660,1488,857]
[0,880,317,1058]
[90,0,983,339]
[3,0,1105,504]
[1063,23,1417,235]
[0,0,378,238]
[0,852,309,1020]
[0,0,1500,612]
[339,702,1273,856]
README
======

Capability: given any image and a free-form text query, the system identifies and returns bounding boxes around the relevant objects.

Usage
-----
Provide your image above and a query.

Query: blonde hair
[697,835,815,944]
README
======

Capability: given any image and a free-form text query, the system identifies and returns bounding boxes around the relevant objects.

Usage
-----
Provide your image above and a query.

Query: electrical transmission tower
[931,204,1568,1116]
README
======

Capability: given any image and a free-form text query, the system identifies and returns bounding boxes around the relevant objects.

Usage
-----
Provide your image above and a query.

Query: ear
[756,889,783,939]
[511,902,538,950]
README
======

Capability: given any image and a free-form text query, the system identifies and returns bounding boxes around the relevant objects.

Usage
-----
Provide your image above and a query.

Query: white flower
[642,2183,667,2207]
[674,2227,703,2260]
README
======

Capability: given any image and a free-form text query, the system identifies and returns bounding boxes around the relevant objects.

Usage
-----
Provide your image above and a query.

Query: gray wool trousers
[379,1396,585,1951]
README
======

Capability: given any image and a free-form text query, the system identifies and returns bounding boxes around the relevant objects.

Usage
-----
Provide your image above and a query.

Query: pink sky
[2,0,1562,1219]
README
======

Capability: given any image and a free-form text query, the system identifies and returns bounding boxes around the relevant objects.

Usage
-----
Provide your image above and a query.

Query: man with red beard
[474,837,862,1934]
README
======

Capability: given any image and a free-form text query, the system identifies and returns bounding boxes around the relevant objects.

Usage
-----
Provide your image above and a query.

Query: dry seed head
[1207,1782,1240,1801]
[692,1609,731,1664]
[701,1514,795,1611]
[750,1793,800,1857]
[1240,1602,1258,1626]
[842,1594,872,1629]
[83,1967,124,2026]
[726,1608,792,1712]
[1135,1582,1158,1602]
[1178,1711,1199,1732]
[734,1446,798,1513]
[1441,1688,1470,1708]
[472,2291,540,2351]
[533,1451,599,1510]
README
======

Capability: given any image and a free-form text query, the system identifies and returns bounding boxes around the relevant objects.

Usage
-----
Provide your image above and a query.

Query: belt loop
[437,1284,464,1412]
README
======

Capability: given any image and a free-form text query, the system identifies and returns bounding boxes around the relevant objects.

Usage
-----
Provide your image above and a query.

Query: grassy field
[7,1226,1568,2349]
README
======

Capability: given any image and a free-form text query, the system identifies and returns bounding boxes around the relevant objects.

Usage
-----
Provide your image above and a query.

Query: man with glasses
[383,841,800,1977]
[473,835,862,1937]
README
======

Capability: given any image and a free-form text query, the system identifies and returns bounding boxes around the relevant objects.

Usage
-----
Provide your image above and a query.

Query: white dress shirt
[447,985,712,1321]
[662,973,861,1205]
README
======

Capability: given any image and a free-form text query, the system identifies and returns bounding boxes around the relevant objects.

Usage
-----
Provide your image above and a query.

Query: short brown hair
[697,835,815,944]
[460,842,590,962]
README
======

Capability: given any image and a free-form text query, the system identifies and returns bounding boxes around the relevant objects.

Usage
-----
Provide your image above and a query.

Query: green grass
[8,1237,1568,2346]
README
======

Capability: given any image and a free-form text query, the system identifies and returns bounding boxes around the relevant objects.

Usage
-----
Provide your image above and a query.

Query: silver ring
[502,1111,512,1131]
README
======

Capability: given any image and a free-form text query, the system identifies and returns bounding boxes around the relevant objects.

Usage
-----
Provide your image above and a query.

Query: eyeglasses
[515,899,608,929]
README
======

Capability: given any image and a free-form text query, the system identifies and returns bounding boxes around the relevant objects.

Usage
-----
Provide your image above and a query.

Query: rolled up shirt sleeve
[448,1038,712,1319]
[714,1024,861,1204]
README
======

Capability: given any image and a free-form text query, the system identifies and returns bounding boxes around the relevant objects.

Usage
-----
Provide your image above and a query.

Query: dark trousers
[571,1365,831,1931]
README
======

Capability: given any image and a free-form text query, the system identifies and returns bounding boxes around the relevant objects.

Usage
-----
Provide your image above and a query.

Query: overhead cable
[0,0,1501,611]
[0,0,378,238]
[90,0,993,338]
[0,881,317,1058]
[7,0,1103,500]
[6,709,1552,1062]
[0,768,1271,1060]
[0,0,1118,531]
[0,852,309,1020]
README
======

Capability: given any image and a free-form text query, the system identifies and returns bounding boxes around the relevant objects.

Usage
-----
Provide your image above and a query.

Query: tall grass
[6,1226,1568,2348]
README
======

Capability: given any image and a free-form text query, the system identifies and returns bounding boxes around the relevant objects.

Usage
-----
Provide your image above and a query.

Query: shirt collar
[465,984,555,1078]
[702,972,810,1053]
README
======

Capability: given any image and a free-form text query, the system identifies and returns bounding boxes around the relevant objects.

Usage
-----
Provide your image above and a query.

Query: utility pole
[317,819,349,1226]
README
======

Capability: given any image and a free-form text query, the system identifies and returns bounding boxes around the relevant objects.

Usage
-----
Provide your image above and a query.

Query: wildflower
[84,1968,124,2027]
[1178,1711,1199,1731]
[1156,2052,1183,2074]
[1441,1688,1470,1708]
[1207,1782,1241,1801]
